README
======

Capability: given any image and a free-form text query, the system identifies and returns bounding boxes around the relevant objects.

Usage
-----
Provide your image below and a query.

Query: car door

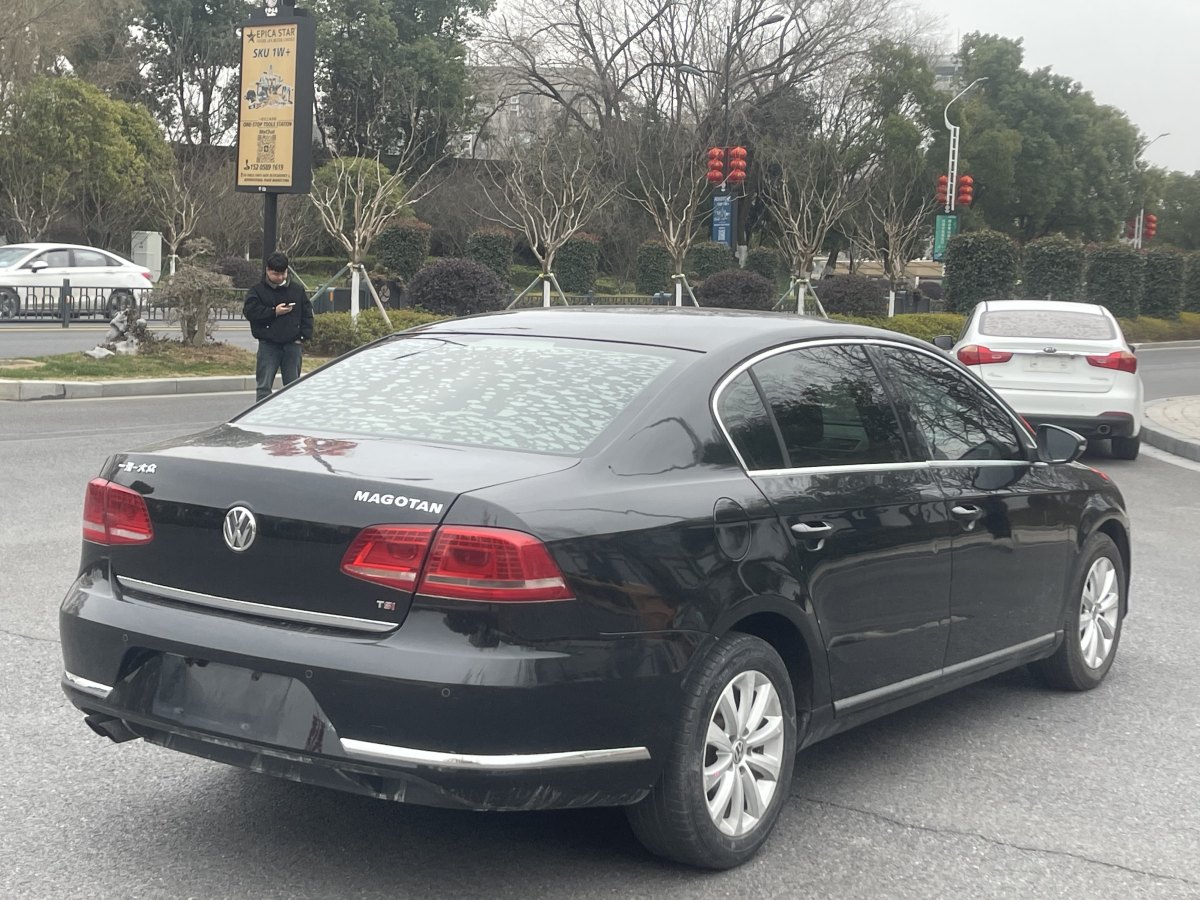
[717,341,953,706]
[870,344,1076,666]
[21,248,72,314]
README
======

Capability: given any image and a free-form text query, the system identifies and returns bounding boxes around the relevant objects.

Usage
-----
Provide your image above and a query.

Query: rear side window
[73,250,111,267]
[980,310,1115,341]
[238,334,685,455]
[748,344,907,468]
[716,371,785,470]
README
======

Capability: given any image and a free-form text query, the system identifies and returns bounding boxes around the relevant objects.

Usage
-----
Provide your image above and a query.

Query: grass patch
[2,341,331,380]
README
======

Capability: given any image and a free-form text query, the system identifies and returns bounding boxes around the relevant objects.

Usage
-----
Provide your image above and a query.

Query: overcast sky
[917,0,1198,174]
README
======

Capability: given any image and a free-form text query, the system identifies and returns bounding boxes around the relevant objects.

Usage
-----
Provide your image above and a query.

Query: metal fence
[0,281,245,326]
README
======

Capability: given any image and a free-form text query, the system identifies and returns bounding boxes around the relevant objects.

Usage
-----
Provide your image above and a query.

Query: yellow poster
[237,23,299,189]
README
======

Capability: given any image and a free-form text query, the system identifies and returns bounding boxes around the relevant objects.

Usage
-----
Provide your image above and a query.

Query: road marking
[1141,445,1200,473]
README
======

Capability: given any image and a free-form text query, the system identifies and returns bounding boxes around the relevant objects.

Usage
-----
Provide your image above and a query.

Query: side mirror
[932,334,954,351]
[27,259,48,272]
[1036,424,1086,465]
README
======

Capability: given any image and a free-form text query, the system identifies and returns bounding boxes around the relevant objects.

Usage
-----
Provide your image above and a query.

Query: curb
[0,376,259,401]
[1141,397,1200,462]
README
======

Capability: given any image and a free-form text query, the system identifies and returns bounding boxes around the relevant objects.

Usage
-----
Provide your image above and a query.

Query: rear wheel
[106,289,134,320]
[0,288,18,320]
[626,633,797,869]
[1110,434,1140,460]
[1029,533,1125,691]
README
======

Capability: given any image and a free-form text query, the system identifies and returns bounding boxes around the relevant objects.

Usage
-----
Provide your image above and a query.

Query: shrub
[943,230,1019,312]
[636,240,672,294]
[833,313,967,343]
[290,256,349,279]
[466,227,514,282]
[1119,311,1200,342]
[216,256,259,289]
[1185,253,1200,314]
[686,241,736,281]
[814,274,889,317]
[374,221,432,281]
[745,247,783,284]
[151,265,241,346]
[407,258,507,317]
[1084,243,1142,318]
[307,309,445,357]
[555,232,600,293]
[1022,234,1084,301]
[1141,248,1185,319]
[695,270,773,310]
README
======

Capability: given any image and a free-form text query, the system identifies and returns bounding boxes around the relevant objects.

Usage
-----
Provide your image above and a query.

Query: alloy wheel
[1079,556,1120,669]
[703,669,785,837]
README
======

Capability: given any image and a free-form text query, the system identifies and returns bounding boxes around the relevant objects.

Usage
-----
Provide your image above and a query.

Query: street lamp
[943,77,987,214]
[1132,132,1169,249]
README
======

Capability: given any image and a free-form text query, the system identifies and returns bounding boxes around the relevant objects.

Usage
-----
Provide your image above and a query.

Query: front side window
[237,334,687,455]
[873,346,1026,462]
[33,250,71,268]
[749,344,908,468]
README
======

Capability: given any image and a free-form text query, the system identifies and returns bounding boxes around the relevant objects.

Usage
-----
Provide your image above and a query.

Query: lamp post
[1132,132,1169,249]
[943,77,987,214]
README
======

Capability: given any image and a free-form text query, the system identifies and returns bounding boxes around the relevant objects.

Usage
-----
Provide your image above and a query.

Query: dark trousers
[255,340,303,402]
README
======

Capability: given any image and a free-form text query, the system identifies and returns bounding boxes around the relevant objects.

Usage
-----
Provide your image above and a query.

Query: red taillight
[340,525,435,591]
[1086,350,1137,374]
[82,478,154,545]
[340,525,574,602]
[140,271,153,283]
[957,344,1014,366]
[422,527,573,602]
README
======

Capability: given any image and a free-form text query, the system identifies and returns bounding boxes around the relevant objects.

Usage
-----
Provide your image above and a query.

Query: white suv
[0,243,154,320]
[938,299,1144,460]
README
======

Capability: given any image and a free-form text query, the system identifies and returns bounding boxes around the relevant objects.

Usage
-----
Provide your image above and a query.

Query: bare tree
[483,128,617,304]
[853,154,938,303]
[148,154,213,276]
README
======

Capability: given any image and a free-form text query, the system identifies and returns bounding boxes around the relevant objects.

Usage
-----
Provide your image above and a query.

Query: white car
[0,243,154,321]
[938,299,1144,460]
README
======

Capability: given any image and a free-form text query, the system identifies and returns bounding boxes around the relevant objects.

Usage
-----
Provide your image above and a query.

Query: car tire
[1110,434,1140,460]
[1029,533,1125,691]
[106,290,134,320]
[0,288,18,320]
[626,632,797,869]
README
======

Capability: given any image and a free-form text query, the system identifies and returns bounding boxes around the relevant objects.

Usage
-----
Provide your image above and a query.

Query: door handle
[951,504,984,531]
[791,521,832,551]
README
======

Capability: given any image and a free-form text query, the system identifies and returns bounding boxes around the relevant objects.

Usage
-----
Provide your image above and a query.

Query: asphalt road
[3,395,1200,898]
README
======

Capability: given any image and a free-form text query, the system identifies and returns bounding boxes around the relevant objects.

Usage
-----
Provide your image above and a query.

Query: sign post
[235,1,316,267]
[712,192,734,248]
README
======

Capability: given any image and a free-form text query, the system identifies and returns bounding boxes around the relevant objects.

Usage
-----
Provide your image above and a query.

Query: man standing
[243,251,313,402]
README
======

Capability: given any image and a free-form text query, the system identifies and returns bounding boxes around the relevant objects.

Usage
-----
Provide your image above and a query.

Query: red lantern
[956,174,974,207]
[936,175,949,206]
[729,146,748,160]
[1143,213,1158,240]
[706,147,725,185]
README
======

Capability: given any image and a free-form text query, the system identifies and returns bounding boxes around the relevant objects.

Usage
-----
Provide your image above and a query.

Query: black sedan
[60,308,1130,869]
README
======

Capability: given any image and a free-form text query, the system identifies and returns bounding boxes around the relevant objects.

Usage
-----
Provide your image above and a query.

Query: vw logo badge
[223,506,257,552]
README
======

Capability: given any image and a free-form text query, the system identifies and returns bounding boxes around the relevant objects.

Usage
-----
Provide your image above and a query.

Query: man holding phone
[243,251,314,402]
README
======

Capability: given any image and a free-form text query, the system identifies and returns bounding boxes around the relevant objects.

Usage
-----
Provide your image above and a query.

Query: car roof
[977,299,1110,316]
[0,243,124,254]
[403,306,925,354]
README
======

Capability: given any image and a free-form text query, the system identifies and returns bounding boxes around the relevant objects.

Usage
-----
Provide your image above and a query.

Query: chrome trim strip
[834,634,1057,714]
[116,577,397,634]
[748,461,931,478]
[63,671,113,699]
[341,738,651,771]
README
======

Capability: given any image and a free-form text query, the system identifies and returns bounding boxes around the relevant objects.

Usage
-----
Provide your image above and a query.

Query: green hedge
[686,241,736,281]
[466,228,514,282]
[556,233,600,293]
[745,247,783,284]
[815,275,889,317]
[408,258,507,317]
[307,309,444,357]
[1142,248,1185,319]
[695,270,773,310]
[1185,253,1200,314]
[375,222,432,281]
[636,240,672,294]
[1119,311,1200,342]
[943,229,1019,312]
[1022,234,1083,301]
[834,313,966,342]
[1085,243,1142,318]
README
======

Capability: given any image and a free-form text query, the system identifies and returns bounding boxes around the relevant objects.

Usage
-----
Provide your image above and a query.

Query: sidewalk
[1141,396,1200,462]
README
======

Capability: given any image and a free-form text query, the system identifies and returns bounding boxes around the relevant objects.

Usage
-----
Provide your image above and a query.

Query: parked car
[937,299,1145,459]
[60,308,1130,869]
[0,242,153,320]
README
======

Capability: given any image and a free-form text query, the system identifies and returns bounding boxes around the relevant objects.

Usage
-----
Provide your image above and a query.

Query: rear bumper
[1020,412,1138,439]
[59,567,700,811]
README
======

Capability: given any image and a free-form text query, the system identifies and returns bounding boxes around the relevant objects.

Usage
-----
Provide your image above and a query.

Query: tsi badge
[223,506,258,552]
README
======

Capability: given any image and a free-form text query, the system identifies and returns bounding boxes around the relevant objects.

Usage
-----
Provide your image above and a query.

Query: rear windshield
[979,309,1116,340]
[237,333,687,455]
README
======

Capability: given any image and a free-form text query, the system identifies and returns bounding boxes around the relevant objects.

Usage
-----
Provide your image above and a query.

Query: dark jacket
[243,278,314,344]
